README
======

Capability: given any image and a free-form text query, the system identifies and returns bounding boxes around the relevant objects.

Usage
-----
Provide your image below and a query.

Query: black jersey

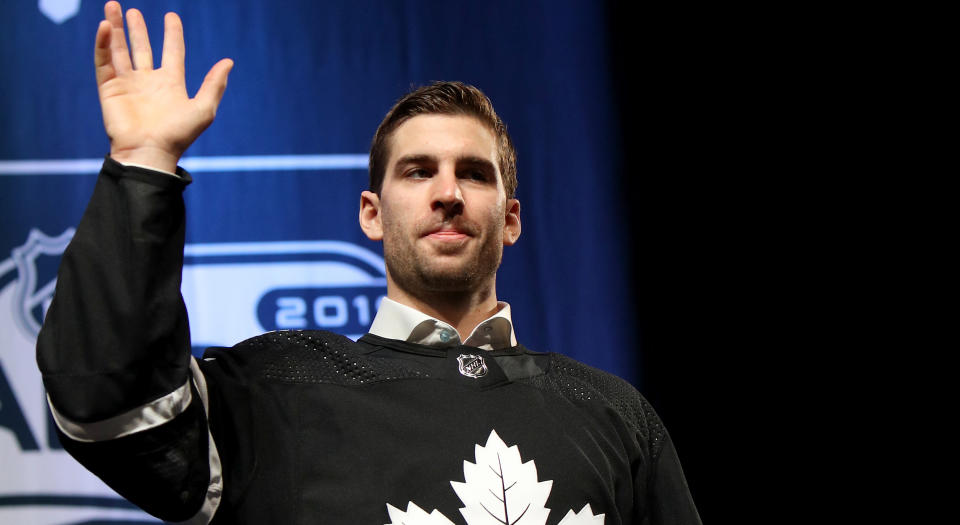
[37,159,700,524]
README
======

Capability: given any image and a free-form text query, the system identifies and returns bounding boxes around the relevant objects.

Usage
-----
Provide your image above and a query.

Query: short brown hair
[369,81,518,198]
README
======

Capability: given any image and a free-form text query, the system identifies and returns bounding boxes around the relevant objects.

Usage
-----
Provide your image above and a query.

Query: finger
[125,8,154,70]
[194,58,234,116]
[160,12,185,75]
[94,20,117,86]
[104,1,131,74]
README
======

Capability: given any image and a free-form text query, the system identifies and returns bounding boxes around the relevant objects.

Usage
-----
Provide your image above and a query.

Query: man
[37,2,700,524]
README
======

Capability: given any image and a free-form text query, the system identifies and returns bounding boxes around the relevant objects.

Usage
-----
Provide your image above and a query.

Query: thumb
[194,58,234,117]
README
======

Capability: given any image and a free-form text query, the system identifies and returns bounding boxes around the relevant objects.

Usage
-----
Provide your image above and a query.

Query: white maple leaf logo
[451,429,553,525]
[384,430,606,525]
[386,501,457,525]
[557,504,606,525]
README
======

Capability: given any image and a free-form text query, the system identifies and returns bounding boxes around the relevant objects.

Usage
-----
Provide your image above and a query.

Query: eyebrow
[457,156,497,172]
[393,154,496,172]
[393,154,435,170]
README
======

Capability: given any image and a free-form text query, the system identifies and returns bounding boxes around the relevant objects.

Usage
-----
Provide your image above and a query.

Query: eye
[461,170,489,182]
[406,168,431,179]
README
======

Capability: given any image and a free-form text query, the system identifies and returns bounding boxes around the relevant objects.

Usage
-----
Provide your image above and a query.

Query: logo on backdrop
[181,240,387,352]
[39,0,82,24]
[0,230,386,522]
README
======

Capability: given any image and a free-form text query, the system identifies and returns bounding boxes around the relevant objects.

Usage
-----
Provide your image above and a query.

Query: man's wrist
[109,147,180,175]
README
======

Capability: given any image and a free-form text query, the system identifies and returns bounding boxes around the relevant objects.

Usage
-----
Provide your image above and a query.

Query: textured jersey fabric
[36,158,701,525]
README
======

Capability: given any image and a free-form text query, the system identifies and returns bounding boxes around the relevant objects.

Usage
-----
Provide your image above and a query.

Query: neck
[386,277,501,338]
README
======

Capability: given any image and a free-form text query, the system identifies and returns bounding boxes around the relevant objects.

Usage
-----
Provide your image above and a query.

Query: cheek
[484,204,507,235]
[381,202,420,236]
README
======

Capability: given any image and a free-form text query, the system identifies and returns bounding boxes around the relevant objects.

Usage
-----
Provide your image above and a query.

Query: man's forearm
[37,157,194,422]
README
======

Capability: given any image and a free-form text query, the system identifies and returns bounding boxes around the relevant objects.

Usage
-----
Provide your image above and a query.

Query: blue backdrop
[0,1,637,522]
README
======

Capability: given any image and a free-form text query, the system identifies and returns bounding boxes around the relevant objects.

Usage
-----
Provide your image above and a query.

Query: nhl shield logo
[8,228,75,338]
[457,354,488,378]
[39,0,82,24]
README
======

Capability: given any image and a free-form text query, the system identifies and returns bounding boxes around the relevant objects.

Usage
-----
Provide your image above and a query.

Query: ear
[359,190,383,241]
[503,198,521,246]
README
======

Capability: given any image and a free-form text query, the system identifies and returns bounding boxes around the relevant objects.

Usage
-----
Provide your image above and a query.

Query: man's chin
[420,261,470,280]
[415,261,485,291]
[384,237,502,294]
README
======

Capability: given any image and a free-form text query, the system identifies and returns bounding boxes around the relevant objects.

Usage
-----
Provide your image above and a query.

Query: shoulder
[532,353,668,453]
[230,329,357,355]
[199,330,427,385]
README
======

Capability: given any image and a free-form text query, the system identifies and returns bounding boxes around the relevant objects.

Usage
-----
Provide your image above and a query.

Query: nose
[431,169,464,216]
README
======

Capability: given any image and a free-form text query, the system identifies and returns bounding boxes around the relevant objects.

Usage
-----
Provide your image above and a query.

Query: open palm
[96,1,232,172]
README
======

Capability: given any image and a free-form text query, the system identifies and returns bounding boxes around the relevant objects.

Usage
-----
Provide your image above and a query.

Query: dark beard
[384,233,503,295]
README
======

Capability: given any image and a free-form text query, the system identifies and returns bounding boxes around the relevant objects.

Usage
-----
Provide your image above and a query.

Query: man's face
[360,114,521,295]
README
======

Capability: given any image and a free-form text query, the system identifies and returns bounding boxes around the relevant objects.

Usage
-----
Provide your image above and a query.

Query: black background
[608,5,808,519]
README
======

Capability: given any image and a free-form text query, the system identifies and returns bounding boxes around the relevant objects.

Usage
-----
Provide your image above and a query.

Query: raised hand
[95,1,233,173]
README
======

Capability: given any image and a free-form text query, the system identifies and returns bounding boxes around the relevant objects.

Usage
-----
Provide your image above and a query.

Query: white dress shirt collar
[368,297,518,350]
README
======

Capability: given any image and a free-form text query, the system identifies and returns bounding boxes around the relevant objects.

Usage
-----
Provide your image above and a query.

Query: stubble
[382,213,504,295]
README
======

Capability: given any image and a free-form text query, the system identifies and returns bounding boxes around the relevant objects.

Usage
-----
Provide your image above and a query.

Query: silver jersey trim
[48,378,192,442]
[173,357,223,524]
[47,358,223,524]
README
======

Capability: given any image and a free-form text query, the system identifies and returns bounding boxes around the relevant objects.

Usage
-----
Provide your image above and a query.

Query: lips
[422,222,476,238]
[426,228,469,241]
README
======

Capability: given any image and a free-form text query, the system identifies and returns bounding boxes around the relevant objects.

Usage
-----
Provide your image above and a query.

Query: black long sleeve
[37,156,193,421]
[35,157,211,521]
[644,433,701,524]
